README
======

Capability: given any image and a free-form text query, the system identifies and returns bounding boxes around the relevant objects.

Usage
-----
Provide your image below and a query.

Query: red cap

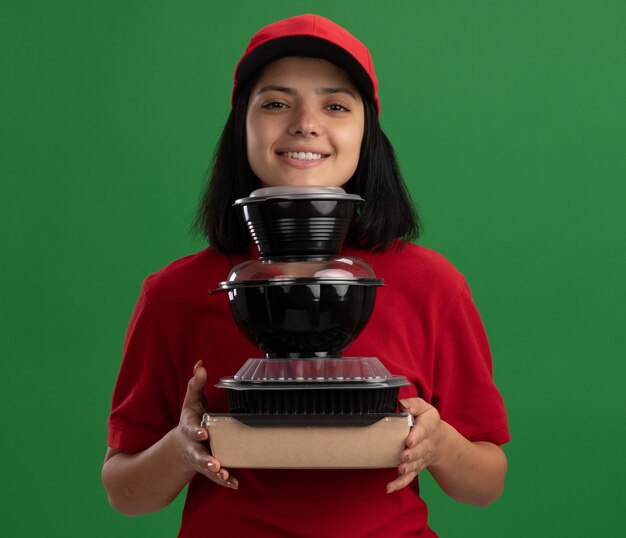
[232,14,380,116]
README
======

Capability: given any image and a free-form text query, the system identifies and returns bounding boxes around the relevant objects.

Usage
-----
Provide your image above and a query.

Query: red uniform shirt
[108,241,510,537]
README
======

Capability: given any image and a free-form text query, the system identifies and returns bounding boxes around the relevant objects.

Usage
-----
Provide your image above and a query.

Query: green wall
[2,1,624,536]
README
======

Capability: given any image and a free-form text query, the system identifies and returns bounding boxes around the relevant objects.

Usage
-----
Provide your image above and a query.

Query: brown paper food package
[202,413,414,469]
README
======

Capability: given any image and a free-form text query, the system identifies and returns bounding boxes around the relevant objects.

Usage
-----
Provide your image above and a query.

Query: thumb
[398,397,428,415]
[183,360,208,413]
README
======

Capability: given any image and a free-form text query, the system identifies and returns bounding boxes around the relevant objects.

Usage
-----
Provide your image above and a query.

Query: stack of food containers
[204,186,413,468]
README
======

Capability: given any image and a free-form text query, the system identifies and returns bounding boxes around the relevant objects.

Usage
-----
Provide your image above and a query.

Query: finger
[204,455,221,473]
[399,397,433,417]
[399,399,425,445]
[399,446,418,466]
[405,425,424,448]
[218,475,239,490]
[179,411,210,442]
[186,361,208,402]
[180,439,217,473]
[386,470,418,494]
[185,448,238,490]
[182,361,209,416]
[398,456,427,477]
[406,420,435,448]
[405,411,440,449]
[208,467,239,490]
[398,397,419,412]
[400,440,428,465]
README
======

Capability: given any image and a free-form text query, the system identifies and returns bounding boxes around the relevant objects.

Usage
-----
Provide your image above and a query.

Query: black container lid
[216,376,410,390]
[214,256,383,291]
[231,357,398,383]
[234,186,364,206]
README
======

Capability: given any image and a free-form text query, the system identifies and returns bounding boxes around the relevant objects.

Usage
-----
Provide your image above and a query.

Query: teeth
[282,151,324,160]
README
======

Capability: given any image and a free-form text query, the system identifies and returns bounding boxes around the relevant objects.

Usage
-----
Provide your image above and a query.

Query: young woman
[102,14,509,537]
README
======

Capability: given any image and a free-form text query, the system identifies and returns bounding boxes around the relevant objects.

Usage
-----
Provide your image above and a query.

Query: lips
[278,150,331,161]
[280,151,327,161]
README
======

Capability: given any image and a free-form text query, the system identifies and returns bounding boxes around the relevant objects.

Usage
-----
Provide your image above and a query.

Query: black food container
[211,257,383,357]
[223,279,380,357]
[217,358,409,414]
[210,256,407,414]
[234,186,364,257]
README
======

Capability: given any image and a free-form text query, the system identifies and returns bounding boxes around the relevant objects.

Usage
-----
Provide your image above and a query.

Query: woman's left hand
[386,397,445,494]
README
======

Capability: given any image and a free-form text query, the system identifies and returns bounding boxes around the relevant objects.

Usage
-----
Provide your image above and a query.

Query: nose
[288,104,323,137]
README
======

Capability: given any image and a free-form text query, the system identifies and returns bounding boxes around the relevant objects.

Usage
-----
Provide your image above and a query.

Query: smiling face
[246,57,365,188]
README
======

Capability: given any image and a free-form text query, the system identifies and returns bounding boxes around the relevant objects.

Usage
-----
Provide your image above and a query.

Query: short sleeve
[431,282,510,445]
[107,284,182,453]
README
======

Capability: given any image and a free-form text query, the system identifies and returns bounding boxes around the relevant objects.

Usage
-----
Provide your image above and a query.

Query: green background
[2,0,625,536]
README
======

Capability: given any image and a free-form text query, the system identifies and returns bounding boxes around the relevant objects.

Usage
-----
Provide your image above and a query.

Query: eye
[326,103,350,113]
[261,101,288,110]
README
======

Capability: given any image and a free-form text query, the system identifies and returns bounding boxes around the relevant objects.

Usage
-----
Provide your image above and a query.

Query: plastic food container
[211,256,383,357]
[233,356,398,382]
[216,357,410,414]
[202,413,414,469]
[233,186,364,257]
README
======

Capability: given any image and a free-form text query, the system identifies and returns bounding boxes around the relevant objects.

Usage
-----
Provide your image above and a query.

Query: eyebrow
[318,87,359,99]
[255,85,358,99]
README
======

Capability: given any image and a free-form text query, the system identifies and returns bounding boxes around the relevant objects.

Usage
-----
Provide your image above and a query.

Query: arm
[386,398,507,507]
[102,361,238,517]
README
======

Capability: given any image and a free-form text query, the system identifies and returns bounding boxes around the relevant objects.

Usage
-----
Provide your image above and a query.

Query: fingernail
[194,360,203,372]
[404,454,410,463]
[218,472,226,480]
[207,461,214,468]
[197,429,205,438]
[386,486,394,494]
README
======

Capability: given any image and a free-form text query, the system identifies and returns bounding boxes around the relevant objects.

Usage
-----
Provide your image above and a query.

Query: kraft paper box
[202,413,414,469]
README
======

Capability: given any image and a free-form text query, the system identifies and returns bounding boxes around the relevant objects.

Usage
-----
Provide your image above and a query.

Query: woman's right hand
[176,360,239,490]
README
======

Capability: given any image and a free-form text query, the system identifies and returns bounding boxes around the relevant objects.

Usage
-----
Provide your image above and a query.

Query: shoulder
[376,241,462,274]
[141,247,233,305]
[353,240,467,295]
[345,241,470,329]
